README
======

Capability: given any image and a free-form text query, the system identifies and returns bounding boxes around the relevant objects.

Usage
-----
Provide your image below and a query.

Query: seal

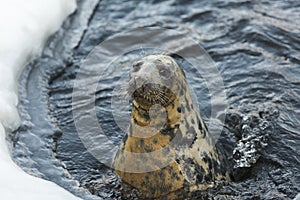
[113,55,230,198]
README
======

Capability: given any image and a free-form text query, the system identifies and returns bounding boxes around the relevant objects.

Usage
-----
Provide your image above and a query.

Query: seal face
[113,55,230,198]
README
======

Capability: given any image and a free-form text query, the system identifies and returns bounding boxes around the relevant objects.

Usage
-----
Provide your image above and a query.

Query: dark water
[12,0,300,199]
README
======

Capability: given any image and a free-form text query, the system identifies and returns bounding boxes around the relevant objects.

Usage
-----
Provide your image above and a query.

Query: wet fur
[113,55,230,198]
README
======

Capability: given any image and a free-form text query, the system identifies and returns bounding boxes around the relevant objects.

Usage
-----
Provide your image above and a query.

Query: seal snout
[133,75,147,89]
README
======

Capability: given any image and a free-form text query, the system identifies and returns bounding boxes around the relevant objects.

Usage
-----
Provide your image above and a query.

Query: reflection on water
[14,0,300,199]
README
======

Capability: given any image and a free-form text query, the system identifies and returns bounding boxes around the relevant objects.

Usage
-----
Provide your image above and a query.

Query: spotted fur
[113,55,230,198]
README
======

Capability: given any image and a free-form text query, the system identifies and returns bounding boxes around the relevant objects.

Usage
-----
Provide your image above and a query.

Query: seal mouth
[130,83,175,107]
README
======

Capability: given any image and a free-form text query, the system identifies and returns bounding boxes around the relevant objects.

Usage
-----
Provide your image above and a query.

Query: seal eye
[159,69,170,78]
[132,61,143,72]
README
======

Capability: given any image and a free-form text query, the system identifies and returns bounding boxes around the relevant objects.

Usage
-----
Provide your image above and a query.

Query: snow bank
[0,0,80,199]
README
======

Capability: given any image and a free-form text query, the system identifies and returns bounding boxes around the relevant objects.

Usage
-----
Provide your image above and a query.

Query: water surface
[13,0,300,199]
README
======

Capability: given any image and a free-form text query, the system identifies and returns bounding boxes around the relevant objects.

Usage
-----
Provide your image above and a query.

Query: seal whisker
[156,93,169,105]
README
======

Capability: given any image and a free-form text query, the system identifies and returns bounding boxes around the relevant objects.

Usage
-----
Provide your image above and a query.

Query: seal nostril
[133,61,143,72]
[134,76,147,89]
[135,76,145,84]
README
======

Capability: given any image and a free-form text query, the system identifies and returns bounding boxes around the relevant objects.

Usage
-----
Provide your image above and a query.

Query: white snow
[0,0,81,199]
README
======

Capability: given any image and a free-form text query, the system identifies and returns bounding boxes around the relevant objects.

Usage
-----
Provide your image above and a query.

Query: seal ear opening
[168,53,186,78]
